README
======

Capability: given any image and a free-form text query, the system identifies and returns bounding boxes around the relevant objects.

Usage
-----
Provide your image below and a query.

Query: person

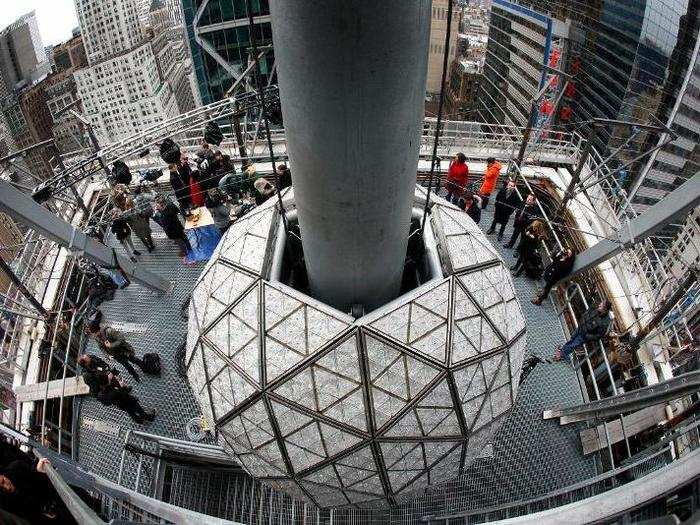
[168,162,191,212]
[0,457,68,523]
[205,188,231,231]
[479,157,501,209]
[182,158,206,208]
[85,322,147,382]
[121,194,155,252]
[153,195,192,257]
[276,164,292,190]
[511,219,547,278]
[219,168,250,200]
[504,193,541,248]
[458,191,481,224]
[211,150,234,184]
[487,179,521,241]
[132,184,156,221]
[532,248,575,305]
[253,177,275,205]
[78,353,122,395]
[110,211,140,262]
[96,379,156,424]
[554,300,612,361]
[445,152,469,204]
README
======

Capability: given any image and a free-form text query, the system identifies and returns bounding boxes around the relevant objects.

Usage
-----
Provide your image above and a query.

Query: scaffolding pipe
[0,181,172,293]
[269,0,431,311]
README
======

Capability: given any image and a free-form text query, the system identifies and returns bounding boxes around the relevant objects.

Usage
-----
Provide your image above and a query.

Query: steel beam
[270,0,431,311]
[0,181,172,293]
[543,369,700,423]
[565,173,700,281]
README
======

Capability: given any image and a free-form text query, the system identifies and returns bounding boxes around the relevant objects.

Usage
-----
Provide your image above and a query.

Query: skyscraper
[73,0,179,142]
[475,0,569,128]
[0,11,50,91]
[427,0,460,95]
[181,0,274,104]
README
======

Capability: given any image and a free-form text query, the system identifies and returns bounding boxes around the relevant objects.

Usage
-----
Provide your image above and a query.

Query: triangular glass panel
[314,367,359,411]
[370,303,411,344]
[385,409,423,437]
[264,284,304,327]
[316,335,361,382]
[414,280,450,318]
[273,367,316,408]
[265,338,306,383]
[271,400,313,437]
[371,388,408,429]
[286,421,326,457]
[364,334,403,381]
[306,307,350,352]
[322,388,368,432]
[318,422,363,457]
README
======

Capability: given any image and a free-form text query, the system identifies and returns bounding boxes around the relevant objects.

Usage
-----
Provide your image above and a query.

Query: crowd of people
[102,141,292,263]
[444,152,613,363]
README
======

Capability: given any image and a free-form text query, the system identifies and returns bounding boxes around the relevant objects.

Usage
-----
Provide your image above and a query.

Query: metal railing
[0,422,238,524]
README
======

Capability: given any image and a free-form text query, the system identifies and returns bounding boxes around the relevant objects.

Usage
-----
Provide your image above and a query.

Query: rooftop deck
[76,200,596,518]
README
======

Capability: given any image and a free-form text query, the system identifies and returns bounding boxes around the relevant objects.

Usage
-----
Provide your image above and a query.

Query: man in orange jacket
[479,157,502,209]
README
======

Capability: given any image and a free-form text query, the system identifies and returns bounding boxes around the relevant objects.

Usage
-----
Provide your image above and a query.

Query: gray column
[270,0,431,312]
[0,180,172,293]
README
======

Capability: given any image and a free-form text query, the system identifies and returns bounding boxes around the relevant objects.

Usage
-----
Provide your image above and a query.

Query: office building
[427,0,461,94]
[0,11,50,91]
[181,0,274,104]
[475,0,569,128]
[74,0,179,142]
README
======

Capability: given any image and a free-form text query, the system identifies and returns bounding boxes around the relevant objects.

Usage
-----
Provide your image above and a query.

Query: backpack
[142,353,162,375]
[159,138,181,164]
[204,121,224,146]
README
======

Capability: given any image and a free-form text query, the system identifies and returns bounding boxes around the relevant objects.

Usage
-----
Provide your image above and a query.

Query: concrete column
[270,0,432,312]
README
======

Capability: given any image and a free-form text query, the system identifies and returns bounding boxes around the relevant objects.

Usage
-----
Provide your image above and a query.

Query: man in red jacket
[444,152,469,204]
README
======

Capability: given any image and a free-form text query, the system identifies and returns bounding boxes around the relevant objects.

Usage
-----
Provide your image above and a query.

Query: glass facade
[181,0,274,105]
[480,0,699,211]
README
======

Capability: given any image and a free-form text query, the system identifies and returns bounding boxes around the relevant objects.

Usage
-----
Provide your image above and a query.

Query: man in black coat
[276,164,292,190]
[555,300,612,361]
[458,192,481,224]
[487,179,521,241]
[504,193,541,248]
[532,248,575,305]
[168,162,191,212]
[97,383,156,424]
[153,196,192,256]
[78,353,122,395]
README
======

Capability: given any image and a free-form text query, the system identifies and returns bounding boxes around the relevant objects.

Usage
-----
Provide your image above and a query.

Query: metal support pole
[0,256,49,317]
[0,180,172,293]
[270,0,431,311]
[564,173,700,281]
[231,109,249,163]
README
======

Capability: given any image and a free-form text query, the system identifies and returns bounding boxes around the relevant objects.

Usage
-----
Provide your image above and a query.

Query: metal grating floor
[75,204,597,518]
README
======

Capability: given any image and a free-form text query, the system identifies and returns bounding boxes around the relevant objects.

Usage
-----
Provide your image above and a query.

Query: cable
[422,0,454,233]
[244,0,288,235]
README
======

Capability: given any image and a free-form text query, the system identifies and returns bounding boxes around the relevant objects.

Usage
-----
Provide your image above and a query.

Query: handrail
[0,423,238,524]
[33,449,105,524]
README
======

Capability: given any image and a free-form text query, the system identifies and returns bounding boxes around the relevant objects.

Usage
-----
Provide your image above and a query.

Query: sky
[0,0,79,48]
